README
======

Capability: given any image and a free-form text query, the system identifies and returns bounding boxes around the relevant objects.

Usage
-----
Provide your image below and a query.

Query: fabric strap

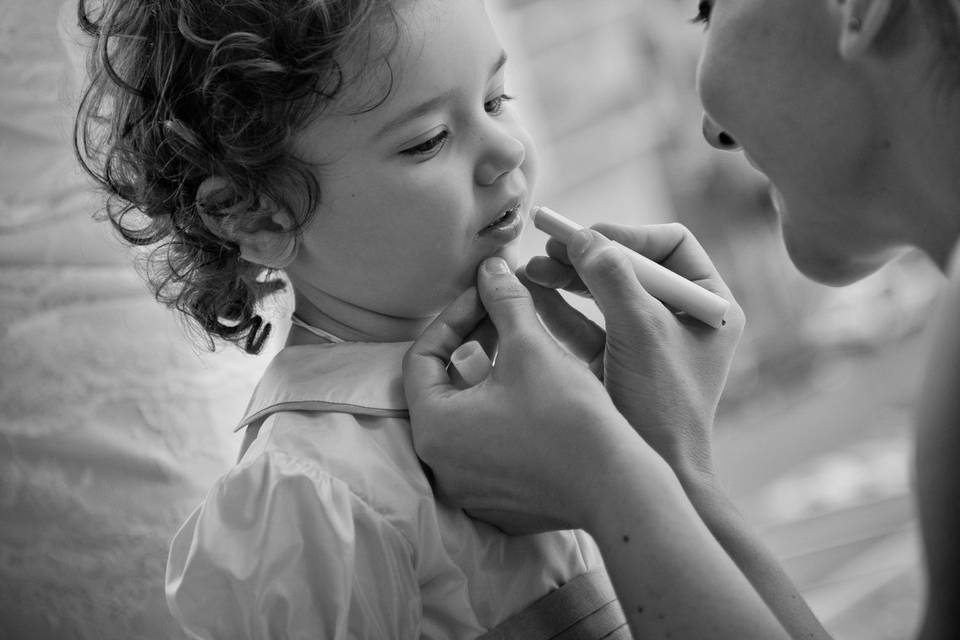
[478,568,629,640]
[289,314,346,344]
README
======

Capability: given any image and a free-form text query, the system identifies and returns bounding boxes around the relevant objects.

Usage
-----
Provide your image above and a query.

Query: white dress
[166,342,606,639]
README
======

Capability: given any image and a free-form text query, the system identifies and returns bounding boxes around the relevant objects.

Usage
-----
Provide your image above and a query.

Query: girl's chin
[492,242,521,270]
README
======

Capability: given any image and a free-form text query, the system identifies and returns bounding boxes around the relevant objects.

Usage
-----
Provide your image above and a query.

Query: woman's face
[694,0,906,284]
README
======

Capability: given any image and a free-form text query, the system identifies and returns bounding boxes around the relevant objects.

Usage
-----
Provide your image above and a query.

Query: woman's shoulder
[930,241,960,332]
[947,241,960,290]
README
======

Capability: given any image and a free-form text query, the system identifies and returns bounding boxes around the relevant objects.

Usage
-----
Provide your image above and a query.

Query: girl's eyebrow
[374,50,508,140]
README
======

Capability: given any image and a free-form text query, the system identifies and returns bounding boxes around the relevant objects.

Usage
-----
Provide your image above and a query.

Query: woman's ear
[838,0,894,59]
[196,176,300,269]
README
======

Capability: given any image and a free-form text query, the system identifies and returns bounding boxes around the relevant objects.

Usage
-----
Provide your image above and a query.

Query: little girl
[76,0,626,637]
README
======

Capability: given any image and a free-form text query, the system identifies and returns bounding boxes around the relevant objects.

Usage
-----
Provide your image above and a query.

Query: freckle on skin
[622,535,630,543]
[636,606,644,615]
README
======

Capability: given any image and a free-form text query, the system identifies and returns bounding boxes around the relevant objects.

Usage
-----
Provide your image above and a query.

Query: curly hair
[75,0,397,353]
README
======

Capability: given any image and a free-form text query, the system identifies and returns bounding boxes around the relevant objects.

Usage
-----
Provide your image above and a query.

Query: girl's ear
[838,0,894,60]
[196,176,300,269]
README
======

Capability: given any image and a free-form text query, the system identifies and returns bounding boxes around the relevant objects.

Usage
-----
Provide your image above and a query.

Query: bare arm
[585,438,794,639]
[404,259,790,639]
[677,472,832,640]
[526,224,832,639]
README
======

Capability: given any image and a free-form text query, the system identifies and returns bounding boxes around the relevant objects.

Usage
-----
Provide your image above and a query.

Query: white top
[166,342,605,639]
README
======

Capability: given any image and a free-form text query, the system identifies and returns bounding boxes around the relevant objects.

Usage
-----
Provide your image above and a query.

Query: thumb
[403,287,485,405]
[476,257,543,342]
[565,229,658,319]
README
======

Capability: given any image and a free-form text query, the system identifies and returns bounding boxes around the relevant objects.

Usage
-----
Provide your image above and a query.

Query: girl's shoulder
[228,410,431,541]
[243,409,430,501]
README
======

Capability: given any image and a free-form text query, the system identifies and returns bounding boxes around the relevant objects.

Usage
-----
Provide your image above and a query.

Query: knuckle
[582,241,628,276]
[590,222,627,240]
[486,275,528,300]
[639,306,672,336]
[665,222,690,236]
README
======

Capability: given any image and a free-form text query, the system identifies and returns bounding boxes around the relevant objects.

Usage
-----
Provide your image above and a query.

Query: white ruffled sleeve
[166,451,421,639]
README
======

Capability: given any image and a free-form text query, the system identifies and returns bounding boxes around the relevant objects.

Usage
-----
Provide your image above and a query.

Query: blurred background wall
[0,0,941,638]
[0,1,276,638]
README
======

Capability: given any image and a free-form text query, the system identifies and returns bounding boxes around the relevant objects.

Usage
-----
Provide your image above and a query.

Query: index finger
[403,286,485,402]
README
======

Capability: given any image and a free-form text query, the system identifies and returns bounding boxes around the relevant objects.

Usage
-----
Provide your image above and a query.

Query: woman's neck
[886,129,960,272]
[286,283,434,346]
[878,45,960,272]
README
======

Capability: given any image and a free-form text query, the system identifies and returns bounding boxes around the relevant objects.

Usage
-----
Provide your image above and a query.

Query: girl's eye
[691,0,712,26]
[400,130,449,157]
[484,94,515,116]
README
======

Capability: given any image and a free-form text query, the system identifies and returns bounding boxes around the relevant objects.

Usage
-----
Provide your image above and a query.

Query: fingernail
[450,340,482,366]
[484,257,510,274]
[567,229,594,257]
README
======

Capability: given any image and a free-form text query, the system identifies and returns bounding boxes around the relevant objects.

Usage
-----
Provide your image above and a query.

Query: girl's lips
[478,205,525,243]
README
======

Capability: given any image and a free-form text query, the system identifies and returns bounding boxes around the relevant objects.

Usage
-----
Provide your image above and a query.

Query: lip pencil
[532,205,730,328]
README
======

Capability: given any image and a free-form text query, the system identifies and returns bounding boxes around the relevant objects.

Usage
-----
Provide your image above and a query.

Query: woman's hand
[524,223,745,484]
[403,258,652,535]
[405,258,795,640]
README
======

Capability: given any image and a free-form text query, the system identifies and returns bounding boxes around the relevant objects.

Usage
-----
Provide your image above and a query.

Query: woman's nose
[702,113,740,151]
[475,129,526,185]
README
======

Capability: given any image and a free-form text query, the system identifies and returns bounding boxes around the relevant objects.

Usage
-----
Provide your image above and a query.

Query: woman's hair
[75,0,396,353]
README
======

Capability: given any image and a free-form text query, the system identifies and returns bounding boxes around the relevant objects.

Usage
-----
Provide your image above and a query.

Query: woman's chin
[785,236,887,287]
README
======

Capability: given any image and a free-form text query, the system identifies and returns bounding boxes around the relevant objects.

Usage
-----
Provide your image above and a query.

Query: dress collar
[235,342,412,432]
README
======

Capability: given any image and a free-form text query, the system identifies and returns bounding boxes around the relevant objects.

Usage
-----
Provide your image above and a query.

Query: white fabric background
[0,1,274,637]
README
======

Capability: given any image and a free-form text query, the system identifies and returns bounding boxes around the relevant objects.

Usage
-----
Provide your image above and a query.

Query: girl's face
[289,0,535,321]
[694,0,906,284]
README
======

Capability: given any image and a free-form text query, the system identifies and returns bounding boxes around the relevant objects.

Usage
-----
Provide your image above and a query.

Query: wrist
[674,464,744,526]
[672,456,721,497]
[579,429,685,536]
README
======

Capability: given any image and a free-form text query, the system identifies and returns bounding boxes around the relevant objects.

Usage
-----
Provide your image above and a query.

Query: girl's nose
[702,113,741,151]
[475,128,526,185]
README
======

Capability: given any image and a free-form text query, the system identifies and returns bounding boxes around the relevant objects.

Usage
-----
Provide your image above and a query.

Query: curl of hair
[74,0,396,353]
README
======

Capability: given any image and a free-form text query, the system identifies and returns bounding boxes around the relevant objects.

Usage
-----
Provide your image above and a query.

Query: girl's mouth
[478,203,525,242]
[481,204,520,232]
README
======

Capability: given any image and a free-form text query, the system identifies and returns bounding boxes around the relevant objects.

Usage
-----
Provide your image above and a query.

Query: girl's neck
[286,284,434,346]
